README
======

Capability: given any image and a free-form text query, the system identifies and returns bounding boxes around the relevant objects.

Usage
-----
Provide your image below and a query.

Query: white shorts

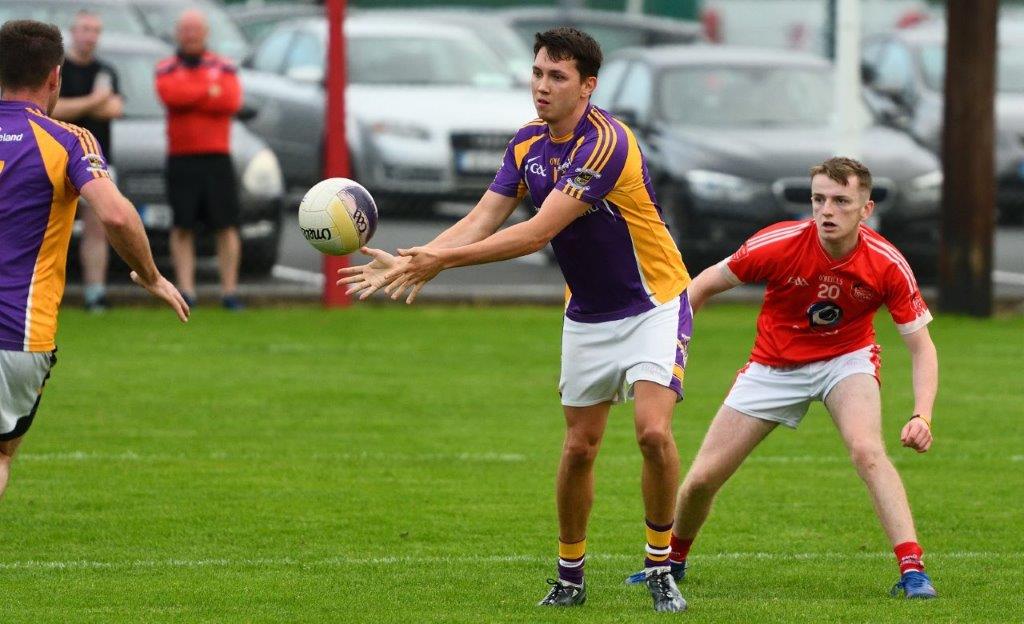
[0,350,57,441]
[559,292,693,407]
[724,344,880,428]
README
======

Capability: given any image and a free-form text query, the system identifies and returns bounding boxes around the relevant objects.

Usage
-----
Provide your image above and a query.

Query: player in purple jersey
[339,28,691,612]
[0,21,188,501]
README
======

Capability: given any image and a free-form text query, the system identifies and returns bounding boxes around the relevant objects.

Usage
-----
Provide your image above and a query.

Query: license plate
[139,204,172,230]
[456,150,503,174]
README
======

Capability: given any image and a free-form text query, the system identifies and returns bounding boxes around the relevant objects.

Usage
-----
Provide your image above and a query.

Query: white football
[298,178,378,255]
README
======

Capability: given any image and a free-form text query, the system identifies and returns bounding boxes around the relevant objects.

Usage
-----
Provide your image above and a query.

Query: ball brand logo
[351,208,369,233]
[302,227,332,241]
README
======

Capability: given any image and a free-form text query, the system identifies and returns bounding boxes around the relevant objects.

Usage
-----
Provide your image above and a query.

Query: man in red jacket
[155,9,244,310]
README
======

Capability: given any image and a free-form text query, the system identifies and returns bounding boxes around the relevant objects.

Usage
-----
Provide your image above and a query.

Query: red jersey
[722,219,932,367]
[155,51,241,156]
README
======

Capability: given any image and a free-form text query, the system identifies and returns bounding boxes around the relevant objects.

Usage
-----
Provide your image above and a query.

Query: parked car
[125,0,250,62]
[78,35,284,275]
[0,0,149,35]
[593,45,943,277]
[357,8,534,85]
[495,7,703,55]
[226,1,322,43]
[239,15,534,214]
[862,20,1024,223]
[0,0,249,62]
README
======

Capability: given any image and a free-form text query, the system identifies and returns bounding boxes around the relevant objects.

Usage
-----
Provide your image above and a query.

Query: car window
[283,32,323,77]
[133,1,249,61]
[613,62,653,123]
[592,58,629,108]
[104,50,164,118]
[0,3,147,35]
[659,66,835,127]
[921,42,1024,94]
[873,41,915,94]
[251,27,294,74]
[348,34,513,88]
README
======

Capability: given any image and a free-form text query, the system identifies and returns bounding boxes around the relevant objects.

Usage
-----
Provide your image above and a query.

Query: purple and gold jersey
[489,104,689,323]
[0,100,110,352]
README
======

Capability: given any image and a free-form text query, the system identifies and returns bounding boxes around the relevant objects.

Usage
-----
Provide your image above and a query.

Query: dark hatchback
[594,45,943,278]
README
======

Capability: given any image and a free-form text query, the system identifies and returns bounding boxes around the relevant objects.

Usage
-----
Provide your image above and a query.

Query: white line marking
[271,264,324,286]
[0,551,1017,572]
[993,270,1024,286]
[18,451,526,463]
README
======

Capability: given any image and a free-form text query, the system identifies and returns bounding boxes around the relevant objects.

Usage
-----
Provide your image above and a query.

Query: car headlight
[904,170,942,205]
[242,148,283,198]
[369,121,431,141]
[685,170,761,203]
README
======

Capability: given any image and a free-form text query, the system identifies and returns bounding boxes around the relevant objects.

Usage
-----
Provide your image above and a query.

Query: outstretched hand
[130,271,189,322]
[900,417,932,453]
[382,247,445,304]
[336,247,407,300]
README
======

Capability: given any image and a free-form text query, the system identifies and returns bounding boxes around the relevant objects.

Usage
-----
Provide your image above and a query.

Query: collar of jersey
[0,99,41,113]
[548,103,594,144]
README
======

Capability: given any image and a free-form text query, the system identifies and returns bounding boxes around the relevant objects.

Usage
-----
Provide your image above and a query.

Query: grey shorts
[0,350,57,441]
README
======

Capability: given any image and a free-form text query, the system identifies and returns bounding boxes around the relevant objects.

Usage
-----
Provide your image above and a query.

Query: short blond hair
[810,157,872,196]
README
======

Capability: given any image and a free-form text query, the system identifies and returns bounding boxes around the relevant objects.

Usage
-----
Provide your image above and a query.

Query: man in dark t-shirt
[53,9,123,312]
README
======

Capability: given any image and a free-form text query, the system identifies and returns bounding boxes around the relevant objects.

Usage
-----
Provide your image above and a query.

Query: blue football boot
[625,560,687,585]
[890,570,937,599]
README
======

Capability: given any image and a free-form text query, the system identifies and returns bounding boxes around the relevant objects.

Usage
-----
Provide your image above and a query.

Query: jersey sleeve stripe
[745,225,808,252]
[564,136,589,200]
[746,221,810,246]
[895,310,933,335]
[717,259,743,285]
[576,111,609,180]
[587,111,619,173]
[864,239,918,295]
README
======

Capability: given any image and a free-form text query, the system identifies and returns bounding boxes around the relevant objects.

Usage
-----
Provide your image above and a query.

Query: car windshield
[0,3,147,35]
[103,49,165,119]
[921,43,1024,93]
[134,2,249,62]
[349,34,514,88]
[659,66,835,127]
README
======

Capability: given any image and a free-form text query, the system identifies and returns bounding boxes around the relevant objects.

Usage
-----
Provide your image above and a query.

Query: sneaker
[180,292,197,308]
[221,295,245,311]
[537,578,586,607]
[890,570,937,599]
[625,560,687,585]
[646,568,687,612]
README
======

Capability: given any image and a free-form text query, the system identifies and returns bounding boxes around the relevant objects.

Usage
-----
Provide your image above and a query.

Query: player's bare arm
[80,177,190,322]
[384,190,589,303]
[898,326,938,453]
[687,263,741,312]
[337,190,522,299]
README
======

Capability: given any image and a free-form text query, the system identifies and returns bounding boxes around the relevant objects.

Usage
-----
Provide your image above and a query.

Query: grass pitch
[1,304,1021,623]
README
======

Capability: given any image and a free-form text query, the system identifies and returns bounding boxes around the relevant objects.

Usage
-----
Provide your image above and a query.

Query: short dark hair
[0,20,64,91]
[810,157,873,195]
[533,27,602,80]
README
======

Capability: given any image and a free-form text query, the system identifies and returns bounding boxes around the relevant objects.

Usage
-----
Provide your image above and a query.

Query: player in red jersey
[656,158,938,599]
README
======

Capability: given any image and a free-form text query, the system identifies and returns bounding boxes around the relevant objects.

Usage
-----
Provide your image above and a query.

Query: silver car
[82,35,285,275]
[862,20,1024,223]
[239,15,535,214]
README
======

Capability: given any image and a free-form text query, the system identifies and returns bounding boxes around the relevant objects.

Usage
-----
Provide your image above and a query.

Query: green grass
[1,304,1022,623]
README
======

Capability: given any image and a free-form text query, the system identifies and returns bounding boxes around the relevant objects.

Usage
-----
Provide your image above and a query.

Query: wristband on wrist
[909,414,931,429]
